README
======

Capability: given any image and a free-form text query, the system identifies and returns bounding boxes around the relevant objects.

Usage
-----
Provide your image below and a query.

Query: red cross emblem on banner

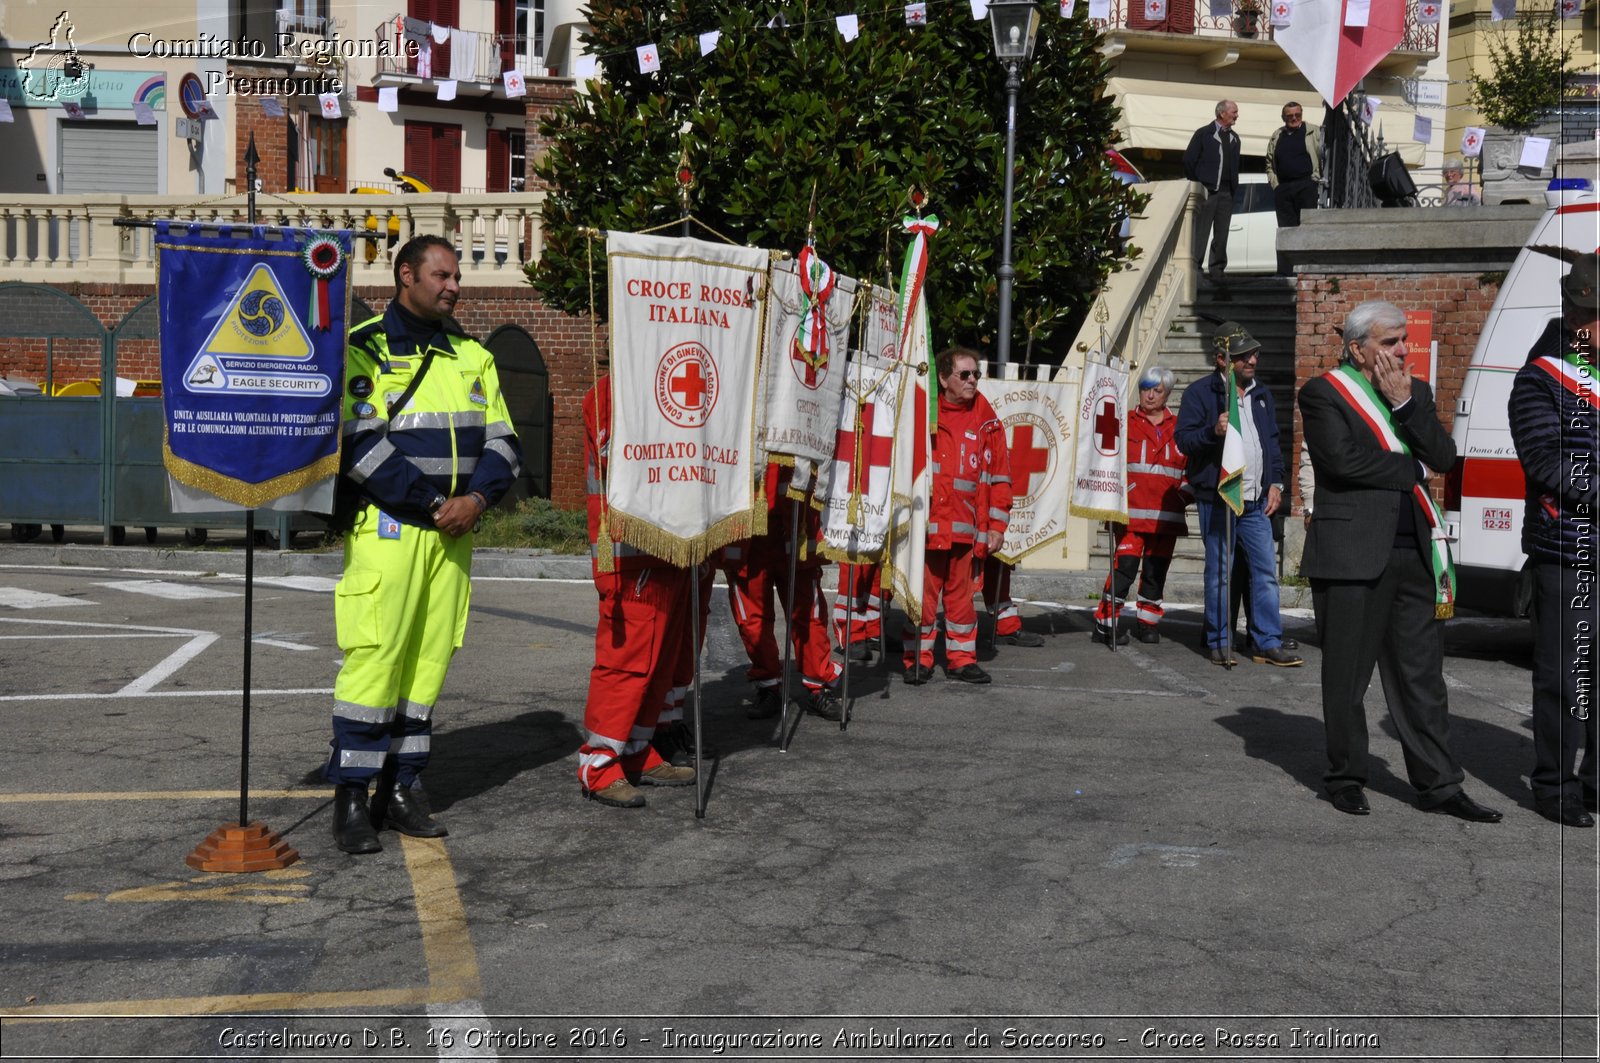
[654,342,719,427]
[1008,424,1052,500]
[1147,0,1166,17]
[791,339,827,389]
[835,405,894,495]
[1093,399,1121,456]
[1274,3,1288,16]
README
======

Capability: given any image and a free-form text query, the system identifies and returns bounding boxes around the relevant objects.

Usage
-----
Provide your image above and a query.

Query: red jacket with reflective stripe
[1125,405,1191,536]
[585,377,671,576]
[928,393,1011,551]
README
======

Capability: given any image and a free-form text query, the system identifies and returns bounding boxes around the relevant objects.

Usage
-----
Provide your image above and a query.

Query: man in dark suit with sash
[1299,299,1502,821]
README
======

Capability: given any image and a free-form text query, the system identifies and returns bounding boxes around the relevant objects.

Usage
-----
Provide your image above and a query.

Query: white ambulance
[1443,179,1600,614]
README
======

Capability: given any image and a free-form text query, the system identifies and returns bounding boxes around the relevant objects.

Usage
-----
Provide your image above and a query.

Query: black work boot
[378,781,449,838]
[332,784,382,854]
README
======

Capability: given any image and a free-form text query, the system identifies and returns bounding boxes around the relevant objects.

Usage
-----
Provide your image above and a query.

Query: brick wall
[230,63,296,195]
[1291,271,1503,514]
[1,282,600,510]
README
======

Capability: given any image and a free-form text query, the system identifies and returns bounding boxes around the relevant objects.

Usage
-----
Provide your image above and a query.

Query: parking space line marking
[0,688,333,703]
[93,580,241,601]
[118,632,219,695]
[0,795,483,1022]
[402,836,485,1000]
[0,588,94,609]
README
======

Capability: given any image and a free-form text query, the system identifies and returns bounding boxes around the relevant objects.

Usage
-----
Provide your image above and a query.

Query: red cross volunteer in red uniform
[578,377,698,809]
[903,347,1012,684]
[982,419,1051,647]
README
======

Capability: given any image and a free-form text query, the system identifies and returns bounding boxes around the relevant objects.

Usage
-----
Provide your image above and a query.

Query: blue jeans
[1196,497,1282,650]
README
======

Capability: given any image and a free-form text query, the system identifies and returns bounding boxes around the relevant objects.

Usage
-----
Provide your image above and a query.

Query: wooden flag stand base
[185,821,299,873]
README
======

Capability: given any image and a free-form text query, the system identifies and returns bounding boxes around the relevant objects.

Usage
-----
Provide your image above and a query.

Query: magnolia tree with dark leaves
[530,0,1141,362]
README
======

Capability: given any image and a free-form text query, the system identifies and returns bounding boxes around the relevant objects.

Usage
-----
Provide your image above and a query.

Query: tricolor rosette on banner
[604,231,768,566]
[1068,355,1130,524]
[978,373,1078,563]
[156,223,350,512]
[818,350,905,563]
[757,254,855,485]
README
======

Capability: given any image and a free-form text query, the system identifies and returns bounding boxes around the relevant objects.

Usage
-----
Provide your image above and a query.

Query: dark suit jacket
[1298,372,1456,582]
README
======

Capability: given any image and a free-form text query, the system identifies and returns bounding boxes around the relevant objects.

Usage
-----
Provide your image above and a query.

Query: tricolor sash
[1217,363,1247,515]
[898,214,940,434]
[1532,351,1600,406]
[1323,364,1456,619]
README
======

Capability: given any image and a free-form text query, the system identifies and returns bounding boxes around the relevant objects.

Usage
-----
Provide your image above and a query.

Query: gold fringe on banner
[817,540,884,567]
[606,506,753,569]
[162,440,341,509]
[595,508,615,574]
[993,526,1069,568]
[1068,505,1130,524]
[751,473,769,538]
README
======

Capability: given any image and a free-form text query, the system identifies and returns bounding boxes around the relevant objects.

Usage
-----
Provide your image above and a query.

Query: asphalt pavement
[0,540,1593,1062]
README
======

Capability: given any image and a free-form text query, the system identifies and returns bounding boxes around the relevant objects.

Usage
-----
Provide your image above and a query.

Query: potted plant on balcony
[1234,0,1261,38]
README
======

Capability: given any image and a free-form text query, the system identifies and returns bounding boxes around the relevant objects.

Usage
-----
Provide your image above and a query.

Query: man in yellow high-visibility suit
[326,234,522,854]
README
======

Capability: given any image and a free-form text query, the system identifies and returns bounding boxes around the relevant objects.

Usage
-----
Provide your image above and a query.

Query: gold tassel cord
[585,227,614,574]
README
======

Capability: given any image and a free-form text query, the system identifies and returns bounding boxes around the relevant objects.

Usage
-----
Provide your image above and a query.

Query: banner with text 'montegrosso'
[605,230,769,566]
[157,223,351,512]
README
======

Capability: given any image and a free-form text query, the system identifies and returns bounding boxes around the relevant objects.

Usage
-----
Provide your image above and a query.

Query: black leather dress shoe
[1425,791,1503,823]
[1132,625,1161,644]
[379,783,449,837]
[1536,793,1596,828]
[1091,625,1129,647]
[1280,637,1299,651]
[1330,787,1370,815]
[904,663,935,685]
[332,784,382,854]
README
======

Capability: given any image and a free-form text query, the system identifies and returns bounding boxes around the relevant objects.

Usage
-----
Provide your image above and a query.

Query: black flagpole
[239,135,260,829]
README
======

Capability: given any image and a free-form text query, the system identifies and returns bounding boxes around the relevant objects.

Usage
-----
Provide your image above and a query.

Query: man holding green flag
[1176,321,1302,667]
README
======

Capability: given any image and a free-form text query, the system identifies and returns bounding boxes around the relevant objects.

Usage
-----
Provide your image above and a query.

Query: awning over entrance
[1106,77,1425,164]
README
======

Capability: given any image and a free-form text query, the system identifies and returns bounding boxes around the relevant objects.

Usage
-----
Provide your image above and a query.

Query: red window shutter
[486,129,509,193]
[1128,0,1195,33]
[495,0,515,71]
[436,124,462,193]
[404,121,433,189]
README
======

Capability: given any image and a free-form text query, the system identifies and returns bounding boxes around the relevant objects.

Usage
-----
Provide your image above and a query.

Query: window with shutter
[487,129,510,194]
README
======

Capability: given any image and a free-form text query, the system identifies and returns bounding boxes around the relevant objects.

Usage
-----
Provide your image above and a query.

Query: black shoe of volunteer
[947,663,992,685]
[806,688,844,721]
[379,782,449,838]
[746,686,782,720]
[997,629,1045,648]
[846,640,877,665]
[333,784,382,854]
[1132,625,1161,645]
[904,663,936,686]
[1424,791,1503,823]
[1091,624,1129,647]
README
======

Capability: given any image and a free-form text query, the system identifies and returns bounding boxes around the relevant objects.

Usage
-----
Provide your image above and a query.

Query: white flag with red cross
[1461,126,1486,158]
[1417,0,1442,23]
[1270,0,1293,28]
[604,231,767,565]
[819,351,906,563]
[757,254,856,478]
[1068,355,1130,524]
[1275,0,1406,106]
[978,373,1079,564]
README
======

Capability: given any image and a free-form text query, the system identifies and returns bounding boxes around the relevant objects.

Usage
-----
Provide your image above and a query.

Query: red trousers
[833,562,886,646]
[725,556,840,691]
[1096,529,1177,629]
[904,543,979,670]
[980,557,1021,636]
[578,566,687,792]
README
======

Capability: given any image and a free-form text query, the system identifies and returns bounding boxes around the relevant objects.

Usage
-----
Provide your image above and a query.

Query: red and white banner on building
[1068,356,1130,524]
[758,255,856,479]
[604,230,768,565]
[1274,0,1406,107]
[978,374,1078,564]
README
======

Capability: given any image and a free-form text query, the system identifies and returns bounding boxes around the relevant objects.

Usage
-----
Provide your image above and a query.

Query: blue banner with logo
[158,223,352,508]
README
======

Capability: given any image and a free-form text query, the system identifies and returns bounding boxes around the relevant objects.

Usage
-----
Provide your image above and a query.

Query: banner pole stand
[691,565,707,817]
[186,137,298,871]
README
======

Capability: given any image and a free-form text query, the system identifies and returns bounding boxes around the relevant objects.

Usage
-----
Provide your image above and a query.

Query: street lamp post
[988,0,1040,369]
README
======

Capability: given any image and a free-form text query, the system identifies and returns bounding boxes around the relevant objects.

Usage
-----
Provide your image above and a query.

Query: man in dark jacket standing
[1509,247,1600,827]
[1176,321,1300,667]
[1300,299,1500,822]
[1183,100,1240,285]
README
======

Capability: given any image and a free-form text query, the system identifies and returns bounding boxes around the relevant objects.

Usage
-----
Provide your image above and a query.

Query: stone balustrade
[0,191,547,287]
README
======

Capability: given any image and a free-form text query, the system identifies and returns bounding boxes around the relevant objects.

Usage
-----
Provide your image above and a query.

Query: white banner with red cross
[978,374,1078,564]
[757,254,856,478]
[818,350,905,563]
[1068,356,1130,524]
[605,230,768,566]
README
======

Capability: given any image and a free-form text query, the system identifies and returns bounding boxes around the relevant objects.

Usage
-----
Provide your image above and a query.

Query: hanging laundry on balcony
[430,22,450,45]
[1275,0,1405,106]
[416,41,432,78]
[449,28,479,82]
[402,16,428,44]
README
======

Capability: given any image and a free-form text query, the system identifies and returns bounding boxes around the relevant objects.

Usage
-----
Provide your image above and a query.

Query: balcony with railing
[0,192,546,287]
[1091,0,1439,61]
[372,17,551,90]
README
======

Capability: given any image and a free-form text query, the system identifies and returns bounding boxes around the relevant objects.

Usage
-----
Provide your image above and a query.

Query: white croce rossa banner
[758,250,855,483]
[977,371,1079,564]
[816,283,901,550]
[605,231,769,565]
[1068,354,1130,525]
